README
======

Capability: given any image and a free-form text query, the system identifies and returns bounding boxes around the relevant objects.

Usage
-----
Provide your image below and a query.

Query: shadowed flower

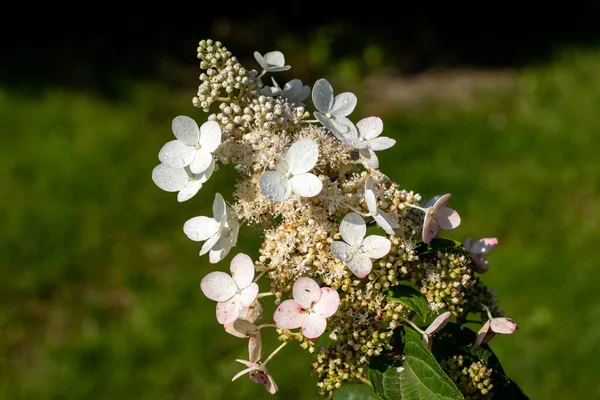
[422,311,452,350]
[464,237,499,273]
[254,50,291,73]
[232,360,278,394]
[474,307,518,349]
[365,176,400,234]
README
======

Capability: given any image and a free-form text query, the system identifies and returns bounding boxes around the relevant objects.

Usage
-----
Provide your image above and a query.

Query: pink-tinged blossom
[232,360,278,395]
[464,237,499,273]
[474,311,518,349]
[200,253,259,325]
[273,277,340,339]
[422,193,461,244]
[330,212,392,278]
[422,311,451,351]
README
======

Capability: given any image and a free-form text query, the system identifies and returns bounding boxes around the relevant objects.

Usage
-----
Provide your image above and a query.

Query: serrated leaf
[333,384,382,400]
[415,238,462,256]
[385,282,429,321]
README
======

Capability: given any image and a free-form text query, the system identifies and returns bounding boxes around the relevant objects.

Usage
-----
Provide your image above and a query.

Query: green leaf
[385,281,429,321]
[333,384,382,400]
[415,238,462,256]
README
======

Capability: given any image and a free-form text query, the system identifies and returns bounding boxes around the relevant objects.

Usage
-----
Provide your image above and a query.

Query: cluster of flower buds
[150,40,518,396]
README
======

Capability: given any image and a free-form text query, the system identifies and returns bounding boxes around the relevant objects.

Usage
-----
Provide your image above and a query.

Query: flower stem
[257,292,275,299]
[401,317,425,336]
[340,203,370,217]
[263,342,288,366]
[301,119,319,123]
[254,270,268,283]
[257,323,277,330]
[405,203,427,213]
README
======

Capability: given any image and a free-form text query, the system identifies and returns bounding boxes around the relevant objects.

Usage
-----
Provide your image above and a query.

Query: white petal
[289,173,322,198]
[364,176,378,215]
[216,296,243,325]
[239,283,259,307]
[248,331,262,363]
[470,238,499,254]
[361,235,391,259]
[301,313,327,339]
[436,207,461,230]
[209,233,234,264]
[273,299,304,329]
[158,140,196,168]
[312,78,334,113]
[263,51,290,71]
[292,277,322,309]
[200,271,236,302]
[189,148,213,174]
[330,92,357,117]
[345,254,373,278]
[152,164,189,192]
[177,180,202,202]
[172,115,200,145]
[490,317,518,334]
[329,116,358,139]
[285,139,318,175]
[259,171,291,202]
[339,212,366,246]
[359,148,379,170]
[230,253,255,288]
[373,213,396,235]
[253,51,267,70]
[200,230,222,256]
[212,193,227,222]
[356,116,383,140]
[425,311,452,335]
[313,288,340,318]
[199,120,222,153]
[330,241,352,263]
[183,216,220,242]
[368,136,396,151]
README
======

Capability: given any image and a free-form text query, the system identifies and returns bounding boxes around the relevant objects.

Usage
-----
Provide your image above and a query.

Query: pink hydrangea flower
[273,277,340,339]
[422,311,452,350]
[232,360,278,395]
[474,311,518,349]
[464,237,499,273]
[200,253,259,325]
[422,193,461,244]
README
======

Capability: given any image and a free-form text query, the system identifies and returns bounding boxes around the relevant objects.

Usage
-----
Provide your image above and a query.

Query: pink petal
[422,209,440,244]
[249,370,278,394]
[313,287,340,318]
[301,313,327,339]
[436,207,461,230]
[432,193,452,211]
[230,253,255,288]
[425,311,452,335]
[490,317,518,334]
[345,254,373,279]
[239,283,259,307]
[470,254,489,274]
[273,299,305,329]
[216,295,243,325]
[470,238,499,254]
[293,277,322,308]
[248,331,262,362]
[474,320,492,349]
[200,272,236,302]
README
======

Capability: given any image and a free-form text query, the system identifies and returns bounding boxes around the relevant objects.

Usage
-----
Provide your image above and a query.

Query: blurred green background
[2,12,600,399]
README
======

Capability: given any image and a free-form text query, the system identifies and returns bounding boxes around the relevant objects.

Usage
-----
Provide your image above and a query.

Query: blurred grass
[1,47,599,399]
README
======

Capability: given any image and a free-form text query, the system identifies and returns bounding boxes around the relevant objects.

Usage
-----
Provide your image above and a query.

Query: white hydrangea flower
[151,159,215,202]
[259,139,323,202]
[347,117,396,170]
[365,176,400,235]
[158,116,221,175]
[254,50,291,73]
[330,212,391,278]
[183,193,240,263]
[260,77,310,103]
[312,78,358,142]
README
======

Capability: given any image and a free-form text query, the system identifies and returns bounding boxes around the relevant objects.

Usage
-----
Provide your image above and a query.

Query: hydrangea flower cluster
[151,39,518,397]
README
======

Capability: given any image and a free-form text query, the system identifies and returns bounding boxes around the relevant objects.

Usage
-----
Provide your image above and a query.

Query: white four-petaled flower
[422,193,461,244]
[312,78,358,142]
[273,277,340,339]
[200,253,259,325]
[183,193,239,263]
[151,160,215,202]
[260,77,310,103]
[365,176,400,235]
[259,139,323,202]
[350,117,396,170]
[464,237,498,274]
[158,116,221,175]
[254,51,291,73]
[330,212,392,278]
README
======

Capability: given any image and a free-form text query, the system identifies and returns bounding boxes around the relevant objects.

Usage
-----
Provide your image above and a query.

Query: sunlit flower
[183,193,239,263]
[158,116,221,175]
[365,176,400,234]
[232,359,278,395]
[259,139,322,202]
[200,253,259,325]
[422,193,461,244]
[464,237,499,273]
[330,212,391,278]
[312,78,357,142]
[254,50,290,73]
[152,159,215,202]
[343,117,396,170]
[273,277,340,339]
